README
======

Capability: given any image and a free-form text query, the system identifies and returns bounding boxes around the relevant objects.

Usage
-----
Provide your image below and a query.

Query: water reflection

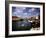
[12,19,32,31]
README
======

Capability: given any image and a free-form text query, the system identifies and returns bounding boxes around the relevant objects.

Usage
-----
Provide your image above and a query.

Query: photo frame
[5,1,45,37]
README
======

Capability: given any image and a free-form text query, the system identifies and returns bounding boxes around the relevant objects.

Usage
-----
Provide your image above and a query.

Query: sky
[12,7,40,18]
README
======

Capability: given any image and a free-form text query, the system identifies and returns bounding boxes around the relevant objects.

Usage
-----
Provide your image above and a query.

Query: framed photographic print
[5,1,45,37]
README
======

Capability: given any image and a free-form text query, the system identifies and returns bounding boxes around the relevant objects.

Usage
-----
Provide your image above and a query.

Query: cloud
[12,7,40,18]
